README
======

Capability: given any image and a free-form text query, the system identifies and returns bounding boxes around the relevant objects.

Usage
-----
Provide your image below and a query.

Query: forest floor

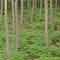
[0,9,60,60]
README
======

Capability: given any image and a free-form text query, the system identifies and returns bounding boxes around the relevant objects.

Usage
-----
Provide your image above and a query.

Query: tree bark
[15,0,19,51]
[55,0,57,11]
[50,0,54,31]
[0,0,3,22]
[35,0,37,9]
[44,0,49,48]
[12,0,15,34]
[31,0,35,23]
[5,0,10,59]
[40,0,42,16]
[20,0,23,25]
[27,0,30,21]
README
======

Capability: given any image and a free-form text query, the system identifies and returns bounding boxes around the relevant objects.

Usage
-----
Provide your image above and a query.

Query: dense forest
[0,0,60,60]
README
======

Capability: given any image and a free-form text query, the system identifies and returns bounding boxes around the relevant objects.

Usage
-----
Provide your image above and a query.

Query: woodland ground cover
[0,8,60,60]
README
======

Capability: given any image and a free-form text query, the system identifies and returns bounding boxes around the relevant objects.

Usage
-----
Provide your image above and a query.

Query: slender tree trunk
[30,1,32,22]
[44,0,49,48]
[20,0,23,25]
[40,0,42,16]
[12,0,15,34]
[50,0,54,31]
[55,0,57,11]
[27,0,30,21]
[15,0,19,51]
[35,0,37,9]
[31,0,35,22]
[0,0,3,22]
[5,0,10,59]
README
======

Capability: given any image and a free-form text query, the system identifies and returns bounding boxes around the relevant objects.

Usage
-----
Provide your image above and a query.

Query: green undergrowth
[0,8,60,60]
[0,28,60,60]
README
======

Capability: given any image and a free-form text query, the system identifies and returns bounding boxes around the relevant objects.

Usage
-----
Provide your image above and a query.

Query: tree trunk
[5,0,10,59]
[44,0,49,48]
[15,0,19,51]
[50,0,54,31]
[35,0,37,9]
[20,0,23,25]
[31,0,35,23]
[40,0,42,16]
[55,0,57,11]
[0,0,3,22]
[12,0,15,34]
[27,0,30,21]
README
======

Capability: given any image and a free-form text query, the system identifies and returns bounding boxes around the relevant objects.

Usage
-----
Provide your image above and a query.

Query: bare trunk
[50,0,54,31]
[35,0,37,9]
[0,0,3,22]
[5,0,10,59]
[15,0,19,51]
[27,0,30,21]
[40,0,42,16]
[55,0,57,11]
[44,0,49,48]
[31,0,35,23]
[12,0,15,34]
[20,0,23,25]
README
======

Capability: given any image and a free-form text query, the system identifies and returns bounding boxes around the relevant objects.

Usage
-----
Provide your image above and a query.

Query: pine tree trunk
[12,0,15,34]
[0,0,3,22]
[15,0,19,51]
[20,0,23,25]
[31,0,35,23]
[55,0,57,11]
[35,0,37,9]
[40,0,42,16]
[5,0,10,59]
[27,0,30,21]
[44,0,49,48]
[50,0,54,31]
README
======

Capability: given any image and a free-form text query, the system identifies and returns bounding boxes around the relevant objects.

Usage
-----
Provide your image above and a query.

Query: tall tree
[27,0,30,21]
[12,0,15,34]
[35,0,37,9]
[40,0,42,16]
[29,1,32,21]
[55,0,57,10]
[44,0,49,48]
[20,0,23,25]
[0,0,3,22]
[31,0,35,22]
[5,0,10,59]
[50,0,54,31]
[15,0,19,51]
